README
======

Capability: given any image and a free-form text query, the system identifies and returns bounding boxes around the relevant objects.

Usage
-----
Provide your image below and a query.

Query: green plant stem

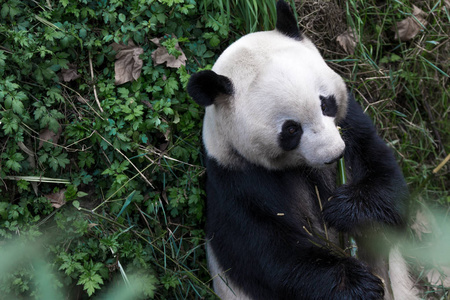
[337,130,358,258]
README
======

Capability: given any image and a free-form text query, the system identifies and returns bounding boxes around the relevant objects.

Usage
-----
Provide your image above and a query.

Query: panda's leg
[207,243,253,300]
[388,246,420,300]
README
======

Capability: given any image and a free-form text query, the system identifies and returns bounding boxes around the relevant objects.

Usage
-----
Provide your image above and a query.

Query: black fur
[205,94,407,299]
[322,95,408,233]
[279,120,302,151]
[187,70,233,107]
[320,95,338,117]
[276,0,302,40]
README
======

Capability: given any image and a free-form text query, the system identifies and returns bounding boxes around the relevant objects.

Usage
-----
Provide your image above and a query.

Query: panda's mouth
[324,153,344,165]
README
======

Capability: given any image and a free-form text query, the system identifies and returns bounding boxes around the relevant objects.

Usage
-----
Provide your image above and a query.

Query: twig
[95,131,155,189]
[433,153,450,174]
[315,185,329,241]
[88,51,104,113]
[412,153,450,198]
[60,82,104,120]
[135,203,153,235]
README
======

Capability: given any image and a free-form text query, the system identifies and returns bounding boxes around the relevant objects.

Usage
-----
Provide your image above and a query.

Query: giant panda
[187,1,419,299]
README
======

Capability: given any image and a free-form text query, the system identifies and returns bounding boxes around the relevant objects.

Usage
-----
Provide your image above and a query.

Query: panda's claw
[322,184,362,232]
[337,257,385,299]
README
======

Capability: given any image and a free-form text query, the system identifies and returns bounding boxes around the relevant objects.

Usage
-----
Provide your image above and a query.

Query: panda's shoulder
[341,94,376,133]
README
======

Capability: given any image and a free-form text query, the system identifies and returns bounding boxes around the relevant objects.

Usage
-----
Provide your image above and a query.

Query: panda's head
[188,0,348,170]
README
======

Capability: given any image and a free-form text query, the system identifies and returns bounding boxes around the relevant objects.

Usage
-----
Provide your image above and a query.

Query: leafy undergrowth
[0,0,235,298]
[0,0,448,299]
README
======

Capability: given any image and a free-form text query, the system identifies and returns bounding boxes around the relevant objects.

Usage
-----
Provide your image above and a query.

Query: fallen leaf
[151,36,186,69]
[45,189,66,209]
[111,40,144,85]
[411,209,432,241]
[39,125,62,149]
[141,100,153,109]
[59,64,81,82]
[427,267,450,287]
[161,190,168,204]
[77,95,89,104]
[394,5,428,41]
[336,28,358,55]
[18,142,35,165]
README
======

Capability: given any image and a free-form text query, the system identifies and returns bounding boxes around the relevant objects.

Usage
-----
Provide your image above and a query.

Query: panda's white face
[201,30,348,170]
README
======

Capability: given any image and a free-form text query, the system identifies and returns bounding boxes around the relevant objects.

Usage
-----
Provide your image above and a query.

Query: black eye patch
[320,95,338,117]
[279,120,302,151]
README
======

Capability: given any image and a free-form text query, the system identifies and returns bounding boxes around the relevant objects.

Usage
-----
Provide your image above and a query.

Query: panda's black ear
[187,70,233,107]
[276,0,302,40]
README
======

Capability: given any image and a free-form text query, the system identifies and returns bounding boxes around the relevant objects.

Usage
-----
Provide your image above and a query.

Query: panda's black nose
[325,153,344,165]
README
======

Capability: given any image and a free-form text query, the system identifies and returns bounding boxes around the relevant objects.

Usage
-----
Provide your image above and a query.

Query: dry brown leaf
[111,40,144,85]
[45,189,66,209]
[18,142,35,160]
[59,64,81,82]
[394,5,428,41]
[411,210,432,241]
[150,36,186,69]
[336,28,358,55]
[427,267,450,287]
[39,125,62,149]
[161,190,168,204]
[77,95,89,104]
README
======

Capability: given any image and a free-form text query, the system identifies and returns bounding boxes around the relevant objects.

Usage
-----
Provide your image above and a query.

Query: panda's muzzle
[324,152,344,165]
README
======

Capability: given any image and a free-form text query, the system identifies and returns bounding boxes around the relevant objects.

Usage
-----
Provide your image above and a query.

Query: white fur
[207,243,252,300]
[389,247,420,300]
[203,28,419,300]
[203,30,348,169]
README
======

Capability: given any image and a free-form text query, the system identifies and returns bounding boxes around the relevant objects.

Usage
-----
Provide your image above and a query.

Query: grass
[296,0,449,198]
[202,0,297,33]
[295,0,449,297]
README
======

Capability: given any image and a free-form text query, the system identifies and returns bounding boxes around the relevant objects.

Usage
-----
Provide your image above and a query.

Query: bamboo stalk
[3,175,70,184]
[337,127,358,258]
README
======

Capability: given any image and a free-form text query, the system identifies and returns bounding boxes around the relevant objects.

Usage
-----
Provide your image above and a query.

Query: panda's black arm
[208,204,385,299]
[322,95,408,232]
[206,157,384,299]
[207,202,385,299]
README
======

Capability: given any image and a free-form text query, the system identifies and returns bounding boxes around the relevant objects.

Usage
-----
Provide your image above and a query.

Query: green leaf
[56,152,70,168]
[12,98,24,114]
[77,191,88,198]
[209,34,220,47]
[72,201,80,210]
[78,272,103,296]
[116,191,135,218]
[1,4,9,19]
[0,202,8,219]
[6,159,21,172]
[48,157,59,171]
[79,28,87,39]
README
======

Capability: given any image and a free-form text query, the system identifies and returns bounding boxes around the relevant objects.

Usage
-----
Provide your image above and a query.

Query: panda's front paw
[322,184,366,232]
[337,257,385,300]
